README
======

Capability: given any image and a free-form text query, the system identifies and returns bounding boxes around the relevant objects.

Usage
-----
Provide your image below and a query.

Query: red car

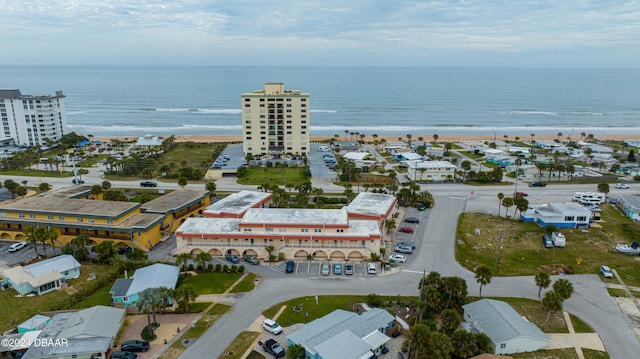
[398,227,414,233]
[514,191,528,197]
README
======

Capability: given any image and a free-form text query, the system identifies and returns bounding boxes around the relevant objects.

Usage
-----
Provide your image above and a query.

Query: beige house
[405,160,457,181]
[241,83,310,157]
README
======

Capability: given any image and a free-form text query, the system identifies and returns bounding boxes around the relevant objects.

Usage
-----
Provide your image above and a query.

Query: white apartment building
[0,89,67,146]
[242,83,310,157]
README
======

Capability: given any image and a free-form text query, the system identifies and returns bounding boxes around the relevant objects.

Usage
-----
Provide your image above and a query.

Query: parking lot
[0,241,42,267]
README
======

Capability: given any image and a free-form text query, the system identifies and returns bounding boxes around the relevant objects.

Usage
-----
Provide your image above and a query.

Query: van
[551,232,566,247]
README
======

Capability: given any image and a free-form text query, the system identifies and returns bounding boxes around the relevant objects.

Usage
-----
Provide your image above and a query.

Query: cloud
[0,0,638,66]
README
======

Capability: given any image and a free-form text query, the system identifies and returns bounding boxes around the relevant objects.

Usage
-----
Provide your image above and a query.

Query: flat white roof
[241,208,349,225]
[343,152,369,161]
[346,192,396,218]
[404,160,456,169]
[203,190,271,216]
[177,217,241,234]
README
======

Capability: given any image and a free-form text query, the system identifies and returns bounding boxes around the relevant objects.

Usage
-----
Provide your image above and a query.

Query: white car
[600,265,613,278]
[262,319,283,335]
[367,263,377,274]
[388,254,406,263]
[8,242,27,252]
[615,183,629,189]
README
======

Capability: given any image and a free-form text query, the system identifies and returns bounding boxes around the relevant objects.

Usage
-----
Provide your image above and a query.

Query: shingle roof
[463,299,549,343]
[110,278,134,297]
[57,306,125,339]
[25,255,80,277]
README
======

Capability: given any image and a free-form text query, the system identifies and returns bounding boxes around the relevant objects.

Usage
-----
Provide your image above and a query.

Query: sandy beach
[95,134,640,144]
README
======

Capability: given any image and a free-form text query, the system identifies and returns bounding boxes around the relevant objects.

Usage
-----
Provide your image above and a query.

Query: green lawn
[229,273,258,293]
[512,349,579,359]
[456,206,640,284]
[485,297,568,333]
[0,262,116,332]
[73,285,112,309]
[181,272,243,295]
[0,169,73,177]
[569,313,594,333]
[237,167,307,186]
[219,331,261,359]
[159,142,227,170]
[262,295,368,327]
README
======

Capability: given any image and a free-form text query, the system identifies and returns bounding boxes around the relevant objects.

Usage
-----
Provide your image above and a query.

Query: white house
[110,263,179,306]
[2,255,81,296]
[135,134,163,148]
[462,299,549,355]
[404,160,457,181]
[521,203,591,228]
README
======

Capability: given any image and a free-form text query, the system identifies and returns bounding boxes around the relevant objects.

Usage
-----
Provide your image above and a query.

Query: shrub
[223,264,229,272]
[231,265,238,272]
[277,253,285,261]
[207,263,214,272]
[215,263,222,272]
[196,264,204,272]
[237,265,245,273]
[187,263,194,271]
[367,293,383,307]
[141,325,157,342]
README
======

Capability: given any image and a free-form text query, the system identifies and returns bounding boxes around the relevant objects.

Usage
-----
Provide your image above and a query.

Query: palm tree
[384,218,396,234]
[195,252,212,270]
[38,182,51,193]
[23,225,41,256]
[90,185,103,199]
[176,284,197,313]
[441,276,467,309]
[541,290,563,329]
[432,133,439,144]
[553,278,574,300]
[535,271,551,300]
[175,253,192,275]
[597,182,610,195]
[46,227,59,256]
[497,193,504,216]
[474,265,493,297]
[136,288,159,337]
[530,133,535,144]
[501,197,514,218]
[287,344,306,359]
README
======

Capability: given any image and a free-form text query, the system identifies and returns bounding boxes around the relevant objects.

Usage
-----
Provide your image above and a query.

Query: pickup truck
[260,339,285,358]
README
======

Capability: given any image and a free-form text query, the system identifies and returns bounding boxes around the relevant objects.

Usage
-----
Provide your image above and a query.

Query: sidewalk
[546,311,605,359]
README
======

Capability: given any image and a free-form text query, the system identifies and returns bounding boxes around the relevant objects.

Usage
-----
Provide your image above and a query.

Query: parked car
[394,245,413,254]
[615,183,630,189]
[8,241,27,252]
[110,352,138,359]
[243,255,260,265]
[260,339,285,358]
[367,263,377,274]
[388,254,406,263]
[121,340,150,352]
[72,178,85,184]
[417,203,426,211]
[513,191,528,197]
[225,254,240,264]
[333,263,342,275]
[398,227,414,233]
[600,265,614,278]
[542,235,554,248]
[285,261,295,273]
[529,181,547,187]
[404,217,420,223]
[321,264,330,276]
[140,180,157,187]
[262,319,283,335]
[585,205,601,212]
[398,242,415,249]
[344,264,354,275]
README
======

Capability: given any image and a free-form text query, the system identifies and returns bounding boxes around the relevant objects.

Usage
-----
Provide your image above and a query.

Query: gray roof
[242,208,348,226]
[315,330,371,359]
[22,306,125,359]
[463,299,549,343]
[110,278,134,297]
[18,314,50,330]
[287,308,394,355]
[25,255,80,277]
[135,134,163,147]
[346,192,396,218]
[620,195,640,210]
[141,189,209,214]
[127,263,179,296]
[0,89,22,99]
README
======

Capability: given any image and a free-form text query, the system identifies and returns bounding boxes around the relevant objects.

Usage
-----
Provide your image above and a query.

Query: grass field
[0,169,73,177]
[456,205,640,285]
[219,331,260,359]
[181,272,243,295]
[490,297,568,333]
[236,167,307,186]
[158,142,227,170]
[262,295,367,327]
[0,262,115,332]
[229,273,258,293]
[569,313,594,333]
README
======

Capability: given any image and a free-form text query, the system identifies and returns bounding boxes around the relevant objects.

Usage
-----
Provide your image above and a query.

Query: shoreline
[95,134,640,143]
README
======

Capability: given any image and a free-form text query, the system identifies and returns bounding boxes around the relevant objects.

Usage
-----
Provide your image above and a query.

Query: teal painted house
[109,263,179,306]
[2,255,81,296]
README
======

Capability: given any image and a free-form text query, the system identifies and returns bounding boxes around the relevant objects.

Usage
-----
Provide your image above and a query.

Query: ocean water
[1,66,639,138]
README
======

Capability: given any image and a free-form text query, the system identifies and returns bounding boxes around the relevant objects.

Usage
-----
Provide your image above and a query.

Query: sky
[1,1,639,68]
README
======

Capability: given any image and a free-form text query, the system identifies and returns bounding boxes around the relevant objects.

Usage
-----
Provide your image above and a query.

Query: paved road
[183,195,640,359]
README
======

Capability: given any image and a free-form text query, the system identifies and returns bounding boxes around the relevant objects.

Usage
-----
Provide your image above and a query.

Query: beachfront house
[404,160,457,181]
[520,203,591,228]
[2,255,81,296]
[462,299,549,355]
[135,134,163,149]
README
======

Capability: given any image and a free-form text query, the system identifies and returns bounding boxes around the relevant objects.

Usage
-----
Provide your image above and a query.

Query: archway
[190,248,203,255]
[330,251,346,259]
[208,248,223,256]
[15,234,25,241]
[1,233,12,240]
[243,249,258,257]
[294,250,309,259]
[226,249,240,256]
[347,251,364,260]
[312,250,327,259]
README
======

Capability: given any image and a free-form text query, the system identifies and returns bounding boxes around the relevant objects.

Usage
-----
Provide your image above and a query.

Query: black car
[72,178,85,184]
[110,352,138,359]
[529,181,547,187]
[120,340,150,352]
[404,217,420,223]
[285,261,295,273]
[140,180,157,187]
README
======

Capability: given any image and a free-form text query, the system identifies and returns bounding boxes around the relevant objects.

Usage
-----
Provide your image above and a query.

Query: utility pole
[494,231,503,273]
